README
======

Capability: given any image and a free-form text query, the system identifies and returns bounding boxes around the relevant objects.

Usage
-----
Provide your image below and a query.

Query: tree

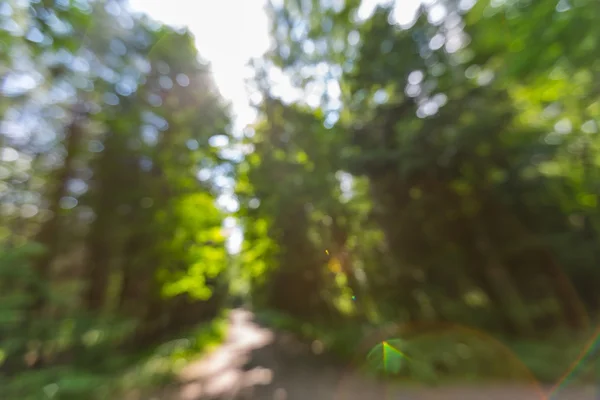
[0,1,233,396]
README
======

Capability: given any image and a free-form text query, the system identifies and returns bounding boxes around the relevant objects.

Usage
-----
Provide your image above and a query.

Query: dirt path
[167,309,597,400]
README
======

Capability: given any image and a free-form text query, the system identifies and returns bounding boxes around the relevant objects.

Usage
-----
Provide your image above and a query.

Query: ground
[161,309,598,400]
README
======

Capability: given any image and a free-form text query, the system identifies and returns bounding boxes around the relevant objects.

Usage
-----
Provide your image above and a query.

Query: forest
[1,0,599,398]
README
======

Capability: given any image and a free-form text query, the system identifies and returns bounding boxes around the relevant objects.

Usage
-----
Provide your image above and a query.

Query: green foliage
[158,193,228,301]
[0,312,228,400]
[259,308,598,385]
[3,0,600,393]
[0,0,232,397]
[238,0,600,386]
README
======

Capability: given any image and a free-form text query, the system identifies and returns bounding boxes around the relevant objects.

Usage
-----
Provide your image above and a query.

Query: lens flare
[335,321,548,400]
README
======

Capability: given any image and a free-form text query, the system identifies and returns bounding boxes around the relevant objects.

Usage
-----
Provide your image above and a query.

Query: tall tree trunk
[539,249,590,330]
[84,131,121,312]
[33,109,85,306]
[118,234,146,316]
[84,216,111,311]
[499,204,589,330]
[21,107,86,370]
[457,215,529,336]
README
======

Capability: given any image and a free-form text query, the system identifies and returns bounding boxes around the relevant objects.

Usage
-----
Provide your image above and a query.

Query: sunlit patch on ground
[175,309,275,399]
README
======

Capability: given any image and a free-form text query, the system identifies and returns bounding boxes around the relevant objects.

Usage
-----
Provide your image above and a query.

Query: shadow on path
[167,309,597,400]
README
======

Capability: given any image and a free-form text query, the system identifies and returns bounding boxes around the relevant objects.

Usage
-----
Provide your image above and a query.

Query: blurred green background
[1,0,600,398]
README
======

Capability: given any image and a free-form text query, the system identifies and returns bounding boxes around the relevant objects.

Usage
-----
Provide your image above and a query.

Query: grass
[255,309,600,387]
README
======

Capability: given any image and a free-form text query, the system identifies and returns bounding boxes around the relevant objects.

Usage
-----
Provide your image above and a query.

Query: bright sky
[128,0,272,133]
[128,0,424,132]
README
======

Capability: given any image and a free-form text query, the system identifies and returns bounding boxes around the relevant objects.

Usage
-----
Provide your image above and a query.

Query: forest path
[165,309,597,400]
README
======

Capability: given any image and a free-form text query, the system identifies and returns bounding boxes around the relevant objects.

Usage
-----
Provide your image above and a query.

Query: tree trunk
[21,107,86,370]
[499,204,589,331]
[33,109,85,307]
[84,218,111,311]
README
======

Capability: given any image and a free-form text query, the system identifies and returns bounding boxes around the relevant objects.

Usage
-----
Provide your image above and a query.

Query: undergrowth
[255,309,600,387]
[0,310,229,400]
